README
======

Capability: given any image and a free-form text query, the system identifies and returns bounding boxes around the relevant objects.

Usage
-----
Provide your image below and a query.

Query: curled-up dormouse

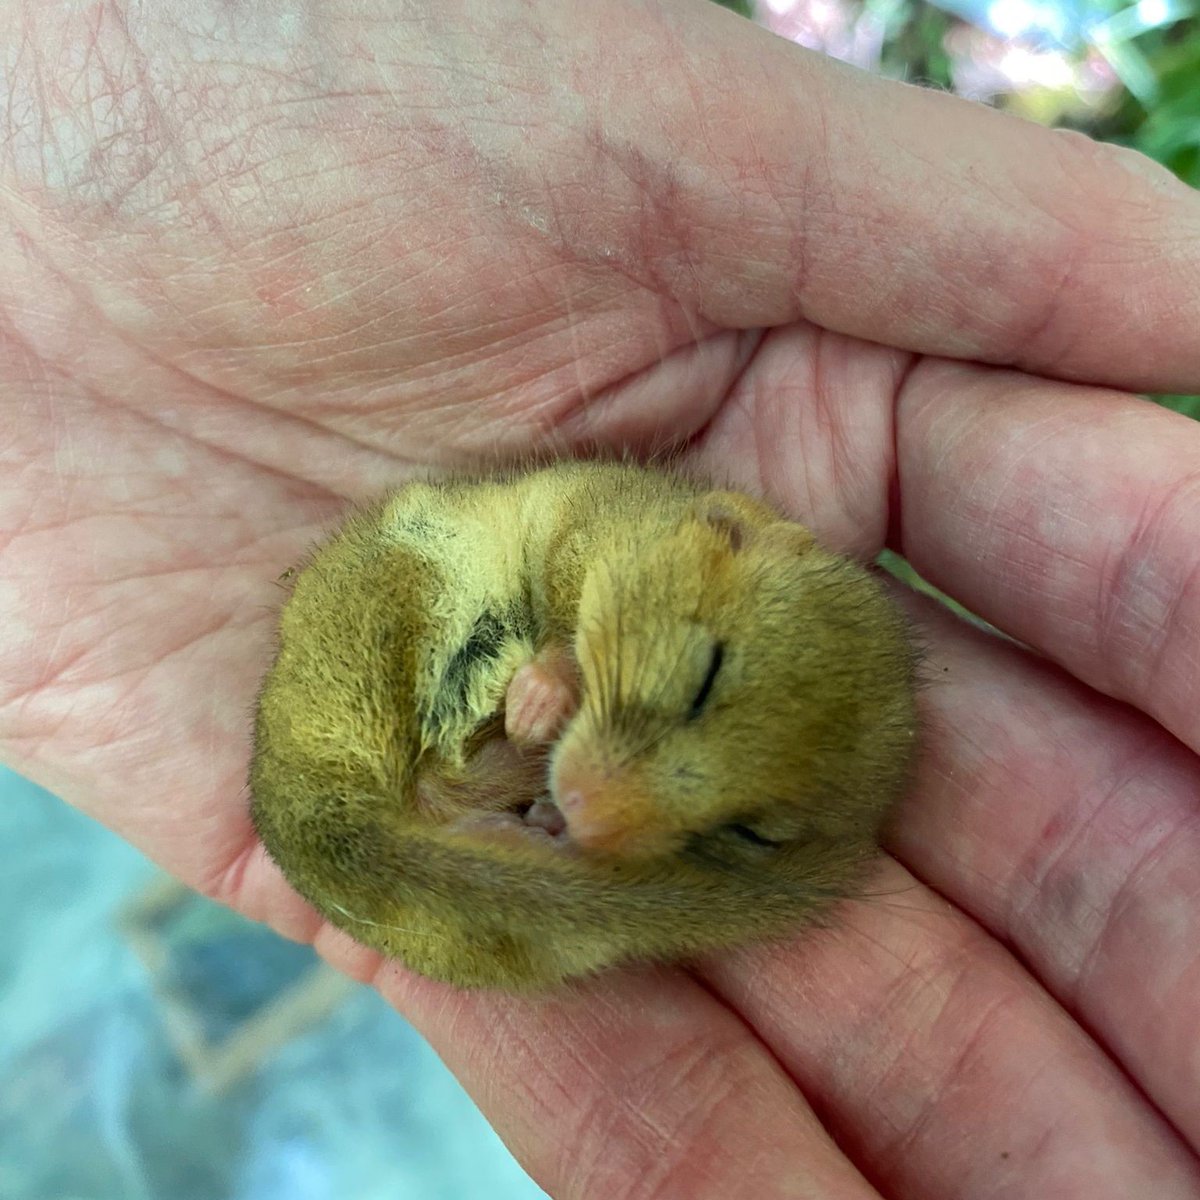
[250,461,917,988]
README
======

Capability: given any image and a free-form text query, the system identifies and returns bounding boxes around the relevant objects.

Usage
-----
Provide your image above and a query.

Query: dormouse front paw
[504,644,580,746]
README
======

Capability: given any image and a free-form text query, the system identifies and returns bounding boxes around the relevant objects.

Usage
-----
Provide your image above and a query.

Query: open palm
[4,2,1200,1196]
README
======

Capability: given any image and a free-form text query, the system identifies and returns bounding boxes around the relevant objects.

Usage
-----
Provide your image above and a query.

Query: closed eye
[687,641,724,721]
[724,823,784,849]
[681,822,786,865]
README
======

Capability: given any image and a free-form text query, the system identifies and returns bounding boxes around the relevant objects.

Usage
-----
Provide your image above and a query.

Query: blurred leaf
[1081,15,1200,184]
[1153,393,1200,419]
[1087,4,1198,103]
[877,2,957,86]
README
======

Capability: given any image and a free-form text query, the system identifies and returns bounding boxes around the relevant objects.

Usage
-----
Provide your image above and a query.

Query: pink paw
[505,658,578,746]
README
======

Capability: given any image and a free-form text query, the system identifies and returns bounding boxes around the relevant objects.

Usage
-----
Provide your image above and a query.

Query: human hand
[3,1,1200,1195]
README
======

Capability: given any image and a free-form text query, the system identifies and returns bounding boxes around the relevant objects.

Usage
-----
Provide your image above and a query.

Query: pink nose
[553,766,672,857]
[557,789,586,816]
[557,785,633,854]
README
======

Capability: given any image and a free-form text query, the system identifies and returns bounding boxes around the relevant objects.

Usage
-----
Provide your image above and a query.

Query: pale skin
[505,649,580,749]
[3,1,1200,1195]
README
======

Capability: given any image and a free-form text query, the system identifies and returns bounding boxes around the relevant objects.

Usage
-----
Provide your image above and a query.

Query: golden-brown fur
[250,462,917,988]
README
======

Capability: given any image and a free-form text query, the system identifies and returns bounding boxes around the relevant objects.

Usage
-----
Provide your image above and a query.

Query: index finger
[565,1,1200,392]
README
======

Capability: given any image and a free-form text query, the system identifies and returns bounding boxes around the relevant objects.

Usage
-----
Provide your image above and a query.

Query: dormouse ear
[692,490,776,553]
[758,520,817,557]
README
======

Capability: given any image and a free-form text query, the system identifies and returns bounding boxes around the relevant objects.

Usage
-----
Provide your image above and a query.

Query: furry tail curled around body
[248,777,672,986]
[248,770,881,989]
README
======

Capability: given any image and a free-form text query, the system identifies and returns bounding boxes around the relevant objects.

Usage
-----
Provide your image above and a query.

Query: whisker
[326,900,446,944]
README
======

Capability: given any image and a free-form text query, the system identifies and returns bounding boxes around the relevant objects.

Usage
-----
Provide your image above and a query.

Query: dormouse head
[550,491,916,864]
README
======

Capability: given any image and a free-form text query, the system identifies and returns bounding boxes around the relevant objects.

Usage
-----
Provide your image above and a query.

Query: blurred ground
[0,768,546,1200]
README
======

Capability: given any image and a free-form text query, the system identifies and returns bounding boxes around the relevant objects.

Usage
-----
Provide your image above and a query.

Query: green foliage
[1084,14,1200,187]
[1156,394,1200,419]
[711,0,754,16]
[872,1,956,86]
